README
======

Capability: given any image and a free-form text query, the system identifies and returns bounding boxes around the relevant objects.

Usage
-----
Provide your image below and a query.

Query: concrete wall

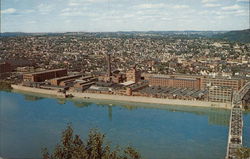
[11,85,65,98]
[72,92,231,109]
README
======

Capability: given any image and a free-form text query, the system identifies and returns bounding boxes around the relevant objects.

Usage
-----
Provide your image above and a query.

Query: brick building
[144,73,245,92]
[23,69,67,83]
[0,62,12,73]
[125,81,149,96]
[208,86,233,103]
[50,74,83,86]
[146,74,201,90]
[74,76,97,92]
[200,77,245,91]
[126,66,141,83]
[98,70,126,83]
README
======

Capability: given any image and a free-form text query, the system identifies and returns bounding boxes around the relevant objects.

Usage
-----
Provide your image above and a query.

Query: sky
[0,0,249,32]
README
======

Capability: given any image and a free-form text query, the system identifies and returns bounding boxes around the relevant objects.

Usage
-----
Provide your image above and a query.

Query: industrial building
[208,86,233,103]
[145,74,201,90]
[73,76,97,92]
[142,73,246,103]
[0,62,12,73]
[125,80,149,96]
[50,74,84,86]
[99,53,140,84]
[126,65,141,83]
[23,69,67,83]
[134,86,207,101]
[201,77,245,91]
[99,70,126,83]
[107,53,111,81]
[19,54,246,104]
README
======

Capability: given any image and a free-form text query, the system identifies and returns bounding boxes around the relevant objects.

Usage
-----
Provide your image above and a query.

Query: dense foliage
[42,125,142,159]
[236,147,250,159]
[212,29,250,43]
[0,80,12,91]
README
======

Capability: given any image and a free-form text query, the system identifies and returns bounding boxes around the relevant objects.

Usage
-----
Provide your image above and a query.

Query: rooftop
[121,81,135,86]
[51,73,84,80]
[24,68,67,75]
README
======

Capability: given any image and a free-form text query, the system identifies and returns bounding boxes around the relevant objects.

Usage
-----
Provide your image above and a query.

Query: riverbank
[11,84,65,98]
[11,84,232,109]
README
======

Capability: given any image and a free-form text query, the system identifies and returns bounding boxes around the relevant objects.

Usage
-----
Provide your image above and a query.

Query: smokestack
[106,53,111,81]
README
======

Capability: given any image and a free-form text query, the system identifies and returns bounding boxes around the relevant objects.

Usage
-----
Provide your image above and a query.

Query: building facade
[0,62,12,73]
[144,73,245,92]
[50,74,83,86]
[208,86,233,103]
[126,66,141,83]
[23,69,67,83]
[146,74,201,90]
[200,77,245,91]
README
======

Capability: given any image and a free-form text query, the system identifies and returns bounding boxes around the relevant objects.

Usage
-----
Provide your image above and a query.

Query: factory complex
[19,54,248,106]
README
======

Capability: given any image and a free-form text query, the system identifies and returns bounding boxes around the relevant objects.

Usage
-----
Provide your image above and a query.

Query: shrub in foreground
[42,125,141,159]
[236,147,250,159]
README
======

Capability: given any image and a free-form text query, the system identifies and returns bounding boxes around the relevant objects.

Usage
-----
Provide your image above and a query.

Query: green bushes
[236,147,250,159]
[0,80,12,91]
[42,125,142,159]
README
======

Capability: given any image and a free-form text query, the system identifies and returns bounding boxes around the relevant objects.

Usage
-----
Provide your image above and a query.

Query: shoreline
[10,89,233,115]
[11,84,232,109]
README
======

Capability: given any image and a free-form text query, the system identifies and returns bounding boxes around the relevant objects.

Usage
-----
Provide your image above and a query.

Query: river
[0,91,249,159]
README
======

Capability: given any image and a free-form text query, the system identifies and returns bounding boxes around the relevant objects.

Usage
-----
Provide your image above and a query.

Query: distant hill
[0,31,225,38]
[1,30,249,43]
[212,29,250,43]
[0,32,29,37]
[0,32,64,37]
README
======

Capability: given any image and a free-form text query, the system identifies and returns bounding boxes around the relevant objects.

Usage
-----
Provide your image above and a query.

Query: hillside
[212,29,250,43]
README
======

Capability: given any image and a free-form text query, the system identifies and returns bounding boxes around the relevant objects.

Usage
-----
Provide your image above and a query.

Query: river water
[0,91,249,159]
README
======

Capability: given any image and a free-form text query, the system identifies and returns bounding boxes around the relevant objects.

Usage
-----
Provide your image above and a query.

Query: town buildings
[19,60,248,104]
[1,32,248,104]
[1,34,249,79]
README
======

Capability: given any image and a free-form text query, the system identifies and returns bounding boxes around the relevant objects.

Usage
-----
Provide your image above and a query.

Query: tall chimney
[106,53,111,81]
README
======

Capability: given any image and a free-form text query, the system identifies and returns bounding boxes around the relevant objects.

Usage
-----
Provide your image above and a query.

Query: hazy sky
[1,0,249,32]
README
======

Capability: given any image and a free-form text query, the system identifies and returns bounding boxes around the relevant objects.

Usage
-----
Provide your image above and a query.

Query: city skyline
[1,0,249,32]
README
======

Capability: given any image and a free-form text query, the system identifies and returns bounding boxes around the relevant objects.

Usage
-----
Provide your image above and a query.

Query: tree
[42,125,142,159]
[0,80,12,91]
[236,147,250,159]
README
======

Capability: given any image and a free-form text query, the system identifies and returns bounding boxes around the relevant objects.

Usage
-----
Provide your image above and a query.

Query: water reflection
[72,101,91,108]
[108,106,112,121]
[24,94,44,101]
[57,98,66,105]
[1,91,249,159]
[19,91,231,126]
[0,91,19,112]
[208,109,230,126]
[95,101,231,126]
